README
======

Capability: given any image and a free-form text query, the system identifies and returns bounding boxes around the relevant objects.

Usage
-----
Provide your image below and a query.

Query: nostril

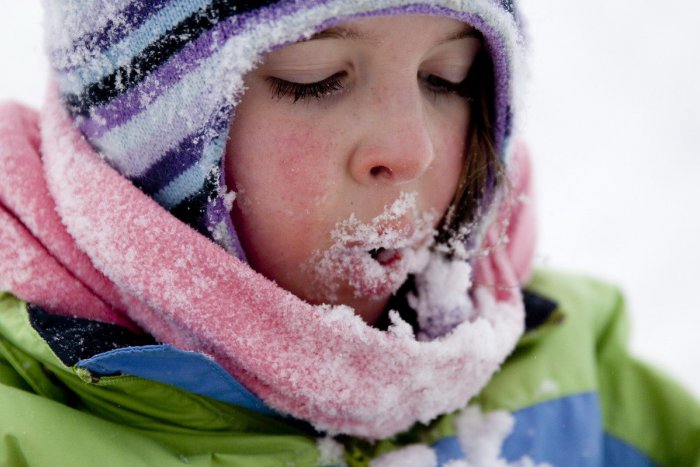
[370,165,392,178]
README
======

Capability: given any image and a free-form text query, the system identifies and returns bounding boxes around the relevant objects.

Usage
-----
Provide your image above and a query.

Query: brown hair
[436,44,505,254]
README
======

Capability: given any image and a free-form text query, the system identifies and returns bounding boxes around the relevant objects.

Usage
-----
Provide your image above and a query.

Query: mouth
[368,247,403,266]
[305,192,438,301]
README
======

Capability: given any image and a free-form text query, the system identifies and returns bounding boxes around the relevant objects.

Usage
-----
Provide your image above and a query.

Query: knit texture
[44,0,525,252]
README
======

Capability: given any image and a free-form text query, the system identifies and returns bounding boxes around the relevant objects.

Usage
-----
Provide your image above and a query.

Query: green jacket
[1,269,699,466]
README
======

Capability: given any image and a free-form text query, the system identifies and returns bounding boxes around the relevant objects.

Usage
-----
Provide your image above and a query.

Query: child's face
[226,15,481,323]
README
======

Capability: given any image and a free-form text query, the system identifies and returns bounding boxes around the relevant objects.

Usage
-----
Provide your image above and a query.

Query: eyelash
[267,72,470,103]
[422,74,471,99]
[268,73,346,103]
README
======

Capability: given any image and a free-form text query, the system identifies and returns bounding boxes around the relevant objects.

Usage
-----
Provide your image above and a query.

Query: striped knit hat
[44,0,525,256]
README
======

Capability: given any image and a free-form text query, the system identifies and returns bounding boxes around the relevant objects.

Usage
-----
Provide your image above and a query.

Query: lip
[338,222,432,298]
[370,247,403,267]
[345,248,409,298]
[341,222,416,251]
[309,192,438,301]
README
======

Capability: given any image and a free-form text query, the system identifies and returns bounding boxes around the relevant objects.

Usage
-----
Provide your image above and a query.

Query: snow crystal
[387,309,415,339]
[316,303,372,345]
[304,192,437,301]
[43,0,132,64]
[232,182,252,212]
[317,437,347,467]
[455,406,551,467]
[516,191,529,205]
[222,190,237,212]
[370,444,437,467]
[432,213,476,261]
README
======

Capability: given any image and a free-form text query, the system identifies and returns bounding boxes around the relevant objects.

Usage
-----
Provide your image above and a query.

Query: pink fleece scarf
[0,89,535,439]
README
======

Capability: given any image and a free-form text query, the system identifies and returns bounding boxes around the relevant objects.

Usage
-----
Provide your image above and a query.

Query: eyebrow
[305,23,480,44]
[443,25,482,42]
[307,25,373,42]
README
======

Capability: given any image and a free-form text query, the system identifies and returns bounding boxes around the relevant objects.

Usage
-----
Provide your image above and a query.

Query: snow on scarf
[0,92,534,438]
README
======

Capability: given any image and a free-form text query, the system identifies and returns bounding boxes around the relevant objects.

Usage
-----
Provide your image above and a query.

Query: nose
[348,84,435,186]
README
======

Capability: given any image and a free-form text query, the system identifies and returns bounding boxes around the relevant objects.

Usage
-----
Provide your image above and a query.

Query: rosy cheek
[267,125,338,209]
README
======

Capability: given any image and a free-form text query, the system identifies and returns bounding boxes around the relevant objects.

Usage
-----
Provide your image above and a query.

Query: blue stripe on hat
[59,0,212,95]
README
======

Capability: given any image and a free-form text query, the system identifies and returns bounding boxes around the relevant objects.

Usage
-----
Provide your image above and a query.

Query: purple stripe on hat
[131,110,230,193]
[78,17,230,138]
[207,197,247,260]
[205,154,247,261]
[131,128,207,194]
[53,0,171,72]
[80,0,513,140]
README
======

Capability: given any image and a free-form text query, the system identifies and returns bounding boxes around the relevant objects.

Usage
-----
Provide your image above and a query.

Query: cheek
[275,129,337,201]
[225,116,339,279]
[228,118,338,214]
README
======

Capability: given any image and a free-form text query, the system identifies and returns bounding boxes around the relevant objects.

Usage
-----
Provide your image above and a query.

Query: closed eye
[267,72,346,103]
[266,71,471,104]
[420,72,470,98]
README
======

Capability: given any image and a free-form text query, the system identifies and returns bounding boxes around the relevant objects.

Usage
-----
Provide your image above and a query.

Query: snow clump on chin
[409,252,475,340]
[304,192,436,302]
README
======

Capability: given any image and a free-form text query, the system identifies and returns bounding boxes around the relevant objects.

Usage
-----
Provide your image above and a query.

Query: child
[0,1,698,466]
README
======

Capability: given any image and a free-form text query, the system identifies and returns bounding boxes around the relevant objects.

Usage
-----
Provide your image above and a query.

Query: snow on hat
[44,0,525,255]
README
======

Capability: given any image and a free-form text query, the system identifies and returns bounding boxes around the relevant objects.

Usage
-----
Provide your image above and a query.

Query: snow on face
[305,191,436,302]
[409,252,475,340]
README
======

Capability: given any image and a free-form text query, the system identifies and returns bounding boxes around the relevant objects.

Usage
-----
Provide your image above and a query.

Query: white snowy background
[1,2,698,396]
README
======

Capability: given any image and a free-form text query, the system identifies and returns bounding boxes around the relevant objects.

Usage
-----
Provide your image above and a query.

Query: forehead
[304,16,480,44]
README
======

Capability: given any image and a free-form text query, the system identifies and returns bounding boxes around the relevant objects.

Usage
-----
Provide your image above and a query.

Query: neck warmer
[0,0,534,439]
